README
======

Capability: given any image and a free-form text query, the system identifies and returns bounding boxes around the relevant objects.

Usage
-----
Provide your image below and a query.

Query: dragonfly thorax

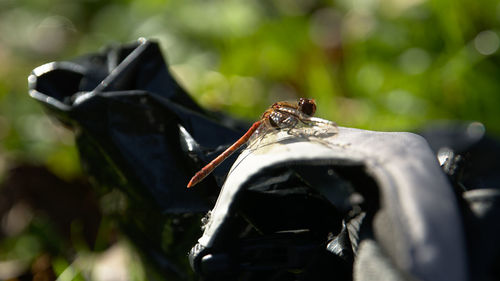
[268,110,299,129]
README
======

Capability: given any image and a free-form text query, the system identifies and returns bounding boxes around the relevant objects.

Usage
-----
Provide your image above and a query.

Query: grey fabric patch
[198,126,468,281]
[354,239,417,281]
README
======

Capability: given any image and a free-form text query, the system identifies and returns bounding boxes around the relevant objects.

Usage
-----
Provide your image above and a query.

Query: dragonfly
[187,98,337,188]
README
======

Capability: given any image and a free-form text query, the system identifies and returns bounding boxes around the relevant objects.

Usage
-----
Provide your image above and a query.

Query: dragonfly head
[298,98,317,116]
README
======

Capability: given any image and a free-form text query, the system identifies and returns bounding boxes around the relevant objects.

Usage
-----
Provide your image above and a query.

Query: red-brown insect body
[187,98,321,188]
[186,119,263,188]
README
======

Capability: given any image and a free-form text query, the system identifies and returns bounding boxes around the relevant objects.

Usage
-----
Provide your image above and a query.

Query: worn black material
[29,39,244,213]
[189,164,364,281]
[28,39,249,280]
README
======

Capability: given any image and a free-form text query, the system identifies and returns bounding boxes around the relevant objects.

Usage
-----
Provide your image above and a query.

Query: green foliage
[1,0,500,175]
[1,0,499,279]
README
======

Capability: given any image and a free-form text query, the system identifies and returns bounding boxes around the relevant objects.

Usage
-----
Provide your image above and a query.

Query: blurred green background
[1,0,500,280]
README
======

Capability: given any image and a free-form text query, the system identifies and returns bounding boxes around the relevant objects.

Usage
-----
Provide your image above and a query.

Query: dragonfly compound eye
[298,98,317,116]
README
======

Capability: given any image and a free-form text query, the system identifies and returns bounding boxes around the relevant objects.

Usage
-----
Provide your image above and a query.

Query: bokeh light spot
[357,64,384,93]
[386,89,427,115]
[474,30,500,55]
[309,8,342,48]
[29,15,76,55]
[466,121,485,140]
[399,48,431,75]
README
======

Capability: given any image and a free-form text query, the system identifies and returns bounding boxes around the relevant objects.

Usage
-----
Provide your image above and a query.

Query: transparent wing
[295,116,338,137]
[247,120,275,149]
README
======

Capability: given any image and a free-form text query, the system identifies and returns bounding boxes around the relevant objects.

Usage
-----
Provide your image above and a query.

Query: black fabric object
[29,39,243,213]
[29,39,248,279]
[420,122,500,281]
[29,39,500,281]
